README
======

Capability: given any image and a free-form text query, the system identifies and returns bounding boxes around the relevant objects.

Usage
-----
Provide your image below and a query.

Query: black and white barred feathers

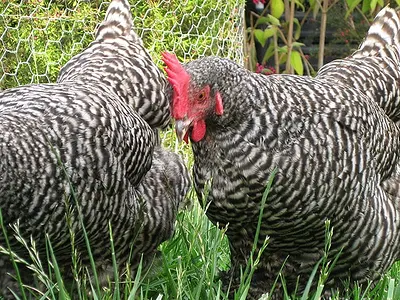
[164,7,400,299]
[0,0,190,297]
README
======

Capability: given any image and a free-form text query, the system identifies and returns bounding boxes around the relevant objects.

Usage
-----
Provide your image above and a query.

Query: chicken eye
[198,91,206,101]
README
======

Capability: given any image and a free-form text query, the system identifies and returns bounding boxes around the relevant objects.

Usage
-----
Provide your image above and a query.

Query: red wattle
[191,119,206,142]
[215,91,223,115]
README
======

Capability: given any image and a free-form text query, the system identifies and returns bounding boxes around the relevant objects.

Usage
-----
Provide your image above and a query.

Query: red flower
[255,63,264,73]
[253,0,266,4]
[255,63,276,75]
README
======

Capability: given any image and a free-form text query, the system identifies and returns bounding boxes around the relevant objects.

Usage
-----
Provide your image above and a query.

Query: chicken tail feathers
[352,7,400,64]
[95,0,142,45]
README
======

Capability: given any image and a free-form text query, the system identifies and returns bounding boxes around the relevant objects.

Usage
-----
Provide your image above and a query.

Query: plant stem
[300,7,311,27]
[285,0,295,74]
[318,0,329,69]
[355,5,371,26]
[243,31,250,70]
[299,48,313,76]
[284,0,290,22]
[273,30,280,74]
[344,1,356,30]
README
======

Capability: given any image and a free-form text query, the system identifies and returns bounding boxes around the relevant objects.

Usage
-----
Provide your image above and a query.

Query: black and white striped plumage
[0,0,189,297]
[164,8,400,299]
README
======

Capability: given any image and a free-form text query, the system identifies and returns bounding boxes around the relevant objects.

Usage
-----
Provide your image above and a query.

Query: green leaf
[278,45,288,53]
[370,0,378,12]
[253,27,277,47]
[361,0,371,13]
[309,0,321,18]
[256,15,281,27]
[254,29,266,47]
[369,0,384,12]
[267,14,281,26]
[388,278,395,300]
[290,50,303,75]
[345,0,362,18]
[300,257,324,300]
[261,43,276,65]
[255,16,271,26]
[280,53,288,65]
[293,0,305,11]
[292,41,305,48]
[309,0,321,19]
[293,17,302,40]
[271,0,285,18]
[377,0,384,8]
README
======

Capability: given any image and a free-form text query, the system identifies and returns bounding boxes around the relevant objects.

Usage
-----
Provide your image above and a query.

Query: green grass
[1,128,400,300]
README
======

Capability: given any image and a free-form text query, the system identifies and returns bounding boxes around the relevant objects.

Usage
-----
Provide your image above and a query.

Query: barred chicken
[0,0,190,297]
[163,7,400,299]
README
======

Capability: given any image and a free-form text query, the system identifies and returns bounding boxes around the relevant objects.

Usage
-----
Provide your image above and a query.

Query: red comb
[162,52,190,119]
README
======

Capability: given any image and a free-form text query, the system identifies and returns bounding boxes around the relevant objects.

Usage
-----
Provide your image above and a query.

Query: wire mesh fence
[0,0,245,89]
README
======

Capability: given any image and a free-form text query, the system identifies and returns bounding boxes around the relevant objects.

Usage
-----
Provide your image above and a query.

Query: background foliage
[246,0,400,76]
[0,0,244,89]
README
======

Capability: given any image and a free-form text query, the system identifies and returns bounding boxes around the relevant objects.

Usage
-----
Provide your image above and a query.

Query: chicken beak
[175,118,192,142]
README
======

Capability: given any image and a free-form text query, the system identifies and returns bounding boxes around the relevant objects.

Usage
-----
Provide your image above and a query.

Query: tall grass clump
[2,180,400,298]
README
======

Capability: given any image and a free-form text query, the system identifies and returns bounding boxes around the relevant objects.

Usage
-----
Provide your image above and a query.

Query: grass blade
[0,209,27,300]
[45,235,68,300]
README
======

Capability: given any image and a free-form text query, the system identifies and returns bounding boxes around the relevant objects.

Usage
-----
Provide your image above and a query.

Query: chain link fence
[0,0,245,89]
